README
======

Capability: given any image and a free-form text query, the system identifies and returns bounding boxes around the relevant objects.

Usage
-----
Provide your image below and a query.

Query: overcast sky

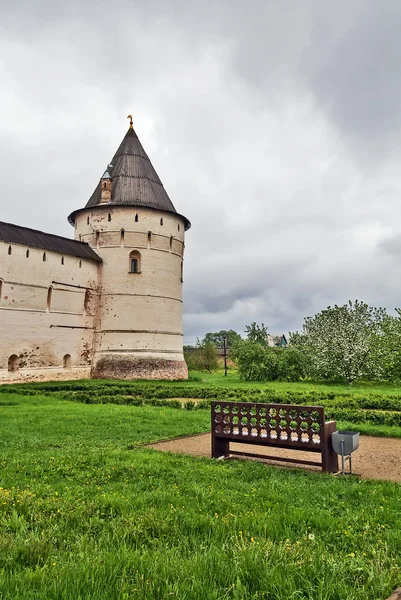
[2,0,401,344]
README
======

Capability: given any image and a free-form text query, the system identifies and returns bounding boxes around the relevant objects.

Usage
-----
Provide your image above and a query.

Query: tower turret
[68,119,190,380]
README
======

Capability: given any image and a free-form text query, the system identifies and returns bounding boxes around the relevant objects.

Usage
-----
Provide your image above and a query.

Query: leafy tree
[244,322,269,345]
[231,340,278,381]
[290,300,387,383]
[186,339,219,373]
[378,310,401,381]
[276,347,310,382]
[202,329,242,348]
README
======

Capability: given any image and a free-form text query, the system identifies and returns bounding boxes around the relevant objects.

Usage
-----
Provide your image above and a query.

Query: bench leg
[322,422,338,473]
[212,436,229,458]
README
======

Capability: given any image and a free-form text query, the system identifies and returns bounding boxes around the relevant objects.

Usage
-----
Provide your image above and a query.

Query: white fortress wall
[0,241,99,383]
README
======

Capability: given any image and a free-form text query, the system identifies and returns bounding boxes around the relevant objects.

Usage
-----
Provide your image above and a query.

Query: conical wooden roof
[68,126,190,229]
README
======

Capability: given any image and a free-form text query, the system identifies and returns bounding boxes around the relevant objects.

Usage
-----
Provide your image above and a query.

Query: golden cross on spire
[127,115,133,129]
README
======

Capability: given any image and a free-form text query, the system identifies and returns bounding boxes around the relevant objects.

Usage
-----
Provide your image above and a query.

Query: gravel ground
[148,433,401,482]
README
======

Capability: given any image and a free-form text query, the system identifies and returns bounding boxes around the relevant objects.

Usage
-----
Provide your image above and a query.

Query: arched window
[46,286,53,311]
[8,245,11,255]
[108,213,111,222]
[63,354,72,369]
[87,216,90,225]
[135,213,139,222]
[43,252,47,262]
[129,250,141,274]
[8,354,19,372]
[160,218,163,226]
[120,229,125,246]
[103,182,107,188]
[61,256,64,265]
[26,249,29,258]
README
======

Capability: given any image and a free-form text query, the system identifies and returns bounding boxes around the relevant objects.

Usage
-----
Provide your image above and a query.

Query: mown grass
[0,393,400,599]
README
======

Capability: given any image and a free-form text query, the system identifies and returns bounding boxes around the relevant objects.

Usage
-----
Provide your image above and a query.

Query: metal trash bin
[331,431,360,475]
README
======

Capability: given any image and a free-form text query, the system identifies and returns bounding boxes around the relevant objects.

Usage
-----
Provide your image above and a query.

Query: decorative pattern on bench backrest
[212,401,325,450]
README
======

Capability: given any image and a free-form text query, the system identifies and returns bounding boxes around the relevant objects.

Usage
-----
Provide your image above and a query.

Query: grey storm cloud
[1,0,401,344]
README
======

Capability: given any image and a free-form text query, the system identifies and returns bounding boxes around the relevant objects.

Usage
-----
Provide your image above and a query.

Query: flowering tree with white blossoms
[290,300,387,383]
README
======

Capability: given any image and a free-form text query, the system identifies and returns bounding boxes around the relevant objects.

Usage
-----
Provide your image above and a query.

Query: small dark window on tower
[147,231,152,246]
[63,354,72,369]
[8,354,19,372]
[108,213,111,222]
[43,252,47,262]
[61,256,64,265]
[96,231,100,243]
[180,261,184,282]
[87,216,90,225]
[170,236,173,251]
[135,214,139,222]
[26,249,29,258]
[178,223,180,231]
[129,250,141,274]
[79,234,82,241]
[46,286,53,311]
[120,229,125,245]
[0,279,2,299]
[160,218,163,226]
[103,182,107,188]
[8,245,11,255]
[79,260,82,268]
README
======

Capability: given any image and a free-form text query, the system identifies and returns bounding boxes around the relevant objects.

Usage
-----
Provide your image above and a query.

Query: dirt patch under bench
[148,433,401,483]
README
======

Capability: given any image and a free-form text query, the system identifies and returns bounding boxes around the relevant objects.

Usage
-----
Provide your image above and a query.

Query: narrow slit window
[87,216,90,225]
[120,229,125,245]
[180,261,183,282]
[61,256,64,265]
[8,245,11,255]
[43,252,47,262]
[160,218,163,226]
[178,224,180,231]
[108,213,111,222]
[84,290,90,313]
[135,214,139,222]
[147,231,152,246]
[47,286,53,311]
[79,260,82,268]
[96,231,100,243]
[170,236,173,251]
[26,249,29,258]
[0,280,2,300]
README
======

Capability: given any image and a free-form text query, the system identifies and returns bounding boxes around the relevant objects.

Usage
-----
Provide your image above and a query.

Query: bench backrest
[211,401,326,452]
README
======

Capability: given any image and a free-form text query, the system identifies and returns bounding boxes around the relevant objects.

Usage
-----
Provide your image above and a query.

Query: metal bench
[211,401,338,473]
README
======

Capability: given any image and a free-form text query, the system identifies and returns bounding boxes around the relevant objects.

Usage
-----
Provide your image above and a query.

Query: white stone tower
[68,118,190,379]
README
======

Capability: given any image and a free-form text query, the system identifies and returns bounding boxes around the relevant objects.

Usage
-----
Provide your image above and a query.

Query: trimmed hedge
[2,381,401,427]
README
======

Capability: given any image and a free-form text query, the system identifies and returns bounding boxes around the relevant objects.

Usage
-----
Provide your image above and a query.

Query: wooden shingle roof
[68,126,190,229]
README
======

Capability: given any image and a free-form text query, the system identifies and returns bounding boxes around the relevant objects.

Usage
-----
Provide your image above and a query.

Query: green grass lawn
[0,392,400,599]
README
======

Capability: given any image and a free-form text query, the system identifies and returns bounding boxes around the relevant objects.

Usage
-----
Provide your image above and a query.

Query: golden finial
[127,115,133,129]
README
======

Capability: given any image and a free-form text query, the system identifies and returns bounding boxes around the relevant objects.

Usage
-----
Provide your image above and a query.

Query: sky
[2,0,401,344]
